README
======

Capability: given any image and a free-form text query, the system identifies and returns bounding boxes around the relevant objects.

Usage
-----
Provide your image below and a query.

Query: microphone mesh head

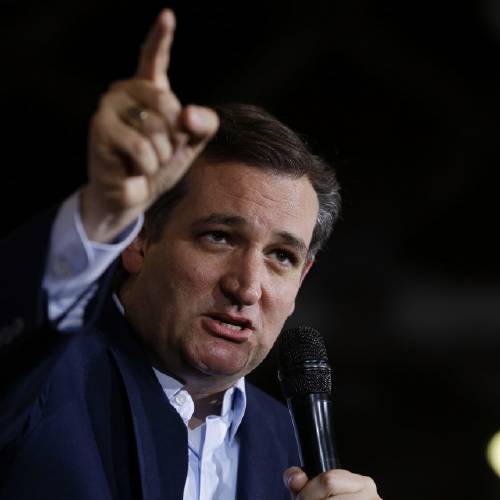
[277,326,332,397]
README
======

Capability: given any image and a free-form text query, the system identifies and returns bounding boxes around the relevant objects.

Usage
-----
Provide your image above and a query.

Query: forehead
[172,160,319,243]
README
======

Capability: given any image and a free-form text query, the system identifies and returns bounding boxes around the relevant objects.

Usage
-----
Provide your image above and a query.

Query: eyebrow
[193,213,309,258]
[277,231,308,258]
[195,213,247,227]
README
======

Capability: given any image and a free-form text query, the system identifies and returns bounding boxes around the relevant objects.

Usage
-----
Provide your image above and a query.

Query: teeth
[219,320,243,331]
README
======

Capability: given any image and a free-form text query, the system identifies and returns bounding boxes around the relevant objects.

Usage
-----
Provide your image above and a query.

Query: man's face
[121,160,319,393]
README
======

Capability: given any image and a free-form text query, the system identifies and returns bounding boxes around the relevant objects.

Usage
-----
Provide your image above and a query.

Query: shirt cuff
[43,189,144,297]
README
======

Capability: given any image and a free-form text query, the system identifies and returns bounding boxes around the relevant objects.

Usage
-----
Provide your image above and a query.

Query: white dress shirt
[153,368,245,500]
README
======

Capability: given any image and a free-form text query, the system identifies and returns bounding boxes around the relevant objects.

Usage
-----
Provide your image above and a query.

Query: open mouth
[215,320,243,331]
[208,312,252,330]
[201,313,253,342]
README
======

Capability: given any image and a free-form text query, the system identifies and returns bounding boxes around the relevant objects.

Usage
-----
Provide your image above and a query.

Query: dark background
[2,1,500,498]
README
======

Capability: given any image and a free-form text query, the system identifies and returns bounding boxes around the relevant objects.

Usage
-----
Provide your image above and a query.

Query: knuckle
[318,471,336,492]
[119,183,139,207]
[144,113,163,133]
[157,91,180,117]
[130,139,152,162]
[362,475,377,491]
[156,140,173,164]
[155,92,171,114]
[136,143,159,175]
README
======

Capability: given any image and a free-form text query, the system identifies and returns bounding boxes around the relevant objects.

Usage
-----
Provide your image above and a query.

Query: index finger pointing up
[137,9,176,89]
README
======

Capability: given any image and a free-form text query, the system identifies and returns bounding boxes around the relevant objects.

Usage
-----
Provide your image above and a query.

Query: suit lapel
[236,385,291,500]
[98,295,188,500]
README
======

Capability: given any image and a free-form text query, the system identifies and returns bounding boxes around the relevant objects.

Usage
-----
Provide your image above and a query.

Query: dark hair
[145,103,341,257]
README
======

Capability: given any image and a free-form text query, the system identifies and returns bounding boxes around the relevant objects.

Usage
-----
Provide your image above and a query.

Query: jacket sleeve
[0,206,58,350]
[0,206,118,450]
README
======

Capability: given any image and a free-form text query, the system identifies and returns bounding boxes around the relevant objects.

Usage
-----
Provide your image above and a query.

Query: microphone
[277,326,340,478]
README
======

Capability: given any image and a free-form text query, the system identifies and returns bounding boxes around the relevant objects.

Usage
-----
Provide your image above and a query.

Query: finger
[151,105,219,188]
[149,105,218,191]
[112,79,182,150]
[137,9,176,88]
[111,79,182,121]
[120,105,173,164]
[283,467,308,499]
[178,105,219,144]
[106,115,159,175]
[121,175,152,209]
[101,90,173,169]
[150,142,195,197]
[94,103,159,176]
[110,82,217,149]
[296,469,376,498]
[326,494,382,500]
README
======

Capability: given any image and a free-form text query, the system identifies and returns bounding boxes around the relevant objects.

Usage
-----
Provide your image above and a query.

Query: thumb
[283,466,308,499]
[178,104,219,145]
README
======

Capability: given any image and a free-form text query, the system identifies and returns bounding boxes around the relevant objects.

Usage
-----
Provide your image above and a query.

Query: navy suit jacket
[0,209,300,499]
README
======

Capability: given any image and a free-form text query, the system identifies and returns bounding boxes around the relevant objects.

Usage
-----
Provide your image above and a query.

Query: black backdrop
[2,1,500,498]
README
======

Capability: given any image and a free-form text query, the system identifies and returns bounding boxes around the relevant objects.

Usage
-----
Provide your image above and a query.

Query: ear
[121,236,147,274]
[299,256,314,286]
[287,257,315,317]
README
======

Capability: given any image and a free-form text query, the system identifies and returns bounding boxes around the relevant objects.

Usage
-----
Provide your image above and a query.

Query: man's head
[144,104,341,258]
[119,104,341,395]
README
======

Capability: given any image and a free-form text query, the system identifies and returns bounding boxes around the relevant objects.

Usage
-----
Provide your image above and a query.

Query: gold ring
[124,105,149,129]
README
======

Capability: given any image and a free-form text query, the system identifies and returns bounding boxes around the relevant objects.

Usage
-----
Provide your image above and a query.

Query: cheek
[167,248,221,300]
[260,282,301,346]
[267,277,302,319]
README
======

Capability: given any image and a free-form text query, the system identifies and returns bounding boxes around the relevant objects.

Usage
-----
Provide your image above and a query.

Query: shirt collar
[153,367,247,444]
[226,377,246,443]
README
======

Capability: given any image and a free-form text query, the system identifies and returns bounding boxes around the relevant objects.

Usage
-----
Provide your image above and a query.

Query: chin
[180,332,263,383]
[195,358,247,378]
[187,350,250,380]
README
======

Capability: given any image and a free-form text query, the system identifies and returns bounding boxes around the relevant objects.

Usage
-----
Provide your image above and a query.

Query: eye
[201,230,230,245]
[271,249,298,267]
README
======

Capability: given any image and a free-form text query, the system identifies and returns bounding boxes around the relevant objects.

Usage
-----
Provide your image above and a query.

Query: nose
[219,250,263,307]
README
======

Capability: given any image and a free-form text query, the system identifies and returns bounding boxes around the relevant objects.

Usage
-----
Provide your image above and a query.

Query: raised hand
[81,9,219,242]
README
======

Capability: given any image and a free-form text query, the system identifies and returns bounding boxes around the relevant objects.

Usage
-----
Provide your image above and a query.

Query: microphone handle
[286,393,340,478]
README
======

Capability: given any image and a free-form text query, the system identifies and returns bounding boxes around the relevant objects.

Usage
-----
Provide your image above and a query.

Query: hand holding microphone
[277,327,382,499]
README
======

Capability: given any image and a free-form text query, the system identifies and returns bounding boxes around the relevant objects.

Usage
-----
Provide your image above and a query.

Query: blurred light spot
[486,431,500,477]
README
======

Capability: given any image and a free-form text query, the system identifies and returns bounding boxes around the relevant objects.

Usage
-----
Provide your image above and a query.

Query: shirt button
[175,393,186,406]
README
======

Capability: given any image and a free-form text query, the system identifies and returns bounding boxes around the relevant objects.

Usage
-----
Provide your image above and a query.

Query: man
[0,9,381,499]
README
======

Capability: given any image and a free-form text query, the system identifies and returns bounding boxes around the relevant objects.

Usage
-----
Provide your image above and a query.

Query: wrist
[79,185,143,243]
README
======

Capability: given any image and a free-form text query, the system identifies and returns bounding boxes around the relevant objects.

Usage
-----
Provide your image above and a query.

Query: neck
[188,389,227,429]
